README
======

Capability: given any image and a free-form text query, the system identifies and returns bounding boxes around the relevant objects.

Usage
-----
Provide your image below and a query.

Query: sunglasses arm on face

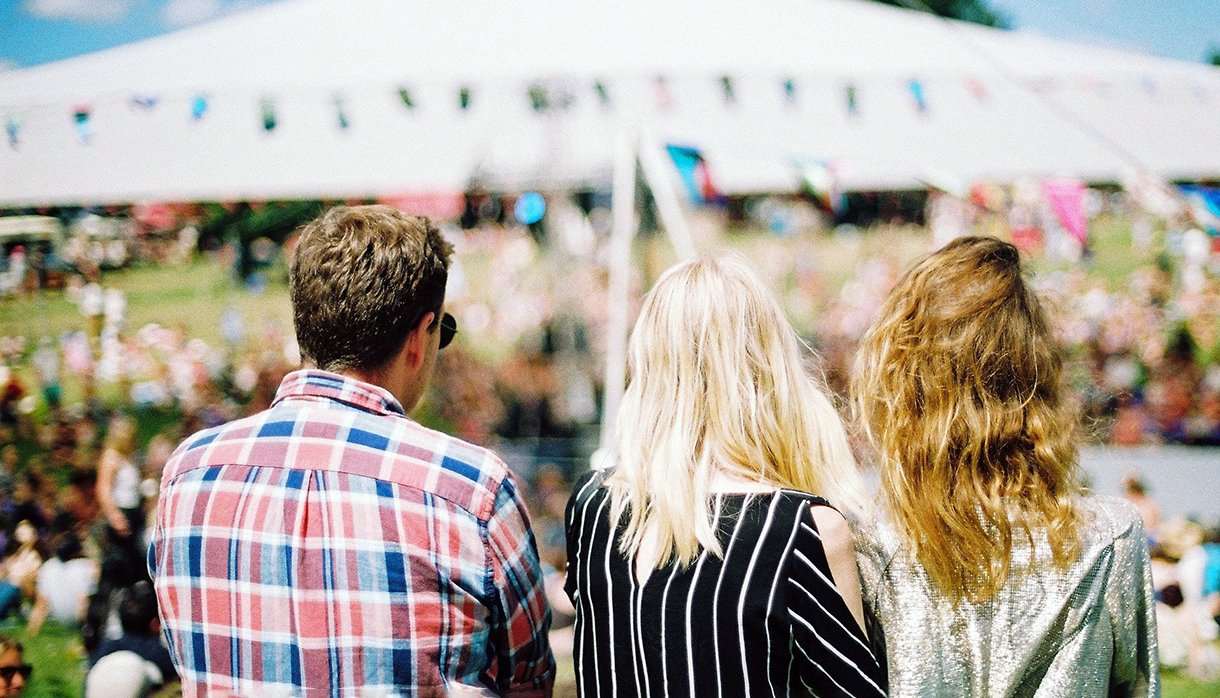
[436,312,458,350]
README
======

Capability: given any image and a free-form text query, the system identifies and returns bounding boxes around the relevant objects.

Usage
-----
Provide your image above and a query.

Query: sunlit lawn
[0,620,87,698]
[1164,668,1220,698]
[0,258,292,347]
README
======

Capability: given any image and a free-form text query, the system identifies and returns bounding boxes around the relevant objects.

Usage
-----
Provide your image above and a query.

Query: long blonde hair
[606,255,866,570]
[851,236,1081,604]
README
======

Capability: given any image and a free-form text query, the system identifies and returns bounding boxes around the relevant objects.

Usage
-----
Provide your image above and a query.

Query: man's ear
[403,311,436,370]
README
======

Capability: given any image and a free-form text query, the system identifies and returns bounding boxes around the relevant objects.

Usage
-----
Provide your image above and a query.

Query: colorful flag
[333,95,350,130]
[260,98,277,132]
[720,75,736,105]
[908,79,928,113]
[666,144,720,205]
[4,117,18,150]
[782,78,797,106]
[72,106,92,144]
[1042,178,1088,246]
[795,158,843,214]
[190,94,209,121]
[1179,185,1220,233]
[397,87,416,111]
[593,80,611,108]
[129,94,159,110]
[528,84,549,112]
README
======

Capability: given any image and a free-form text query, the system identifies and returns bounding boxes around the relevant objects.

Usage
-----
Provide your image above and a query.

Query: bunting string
[0,71,1214,147]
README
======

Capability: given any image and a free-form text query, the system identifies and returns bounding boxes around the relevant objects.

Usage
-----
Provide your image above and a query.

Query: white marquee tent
[1,0,1218,206]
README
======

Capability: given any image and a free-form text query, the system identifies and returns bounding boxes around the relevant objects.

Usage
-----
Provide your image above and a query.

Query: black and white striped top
[564,470,887,697]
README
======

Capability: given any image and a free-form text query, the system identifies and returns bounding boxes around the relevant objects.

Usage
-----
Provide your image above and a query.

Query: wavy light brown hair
[851,236,1081,603]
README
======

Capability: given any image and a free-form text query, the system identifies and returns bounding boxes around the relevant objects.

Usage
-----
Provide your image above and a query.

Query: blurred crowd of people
[0,205,1216,691]
[1125,476,1220,680]
[0,223,610,693]
[807,248,1220,447]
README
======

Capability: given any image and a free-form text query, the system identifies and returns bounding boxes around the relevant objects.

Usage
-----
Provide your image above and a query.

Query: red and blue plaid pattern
[150,370,554,696]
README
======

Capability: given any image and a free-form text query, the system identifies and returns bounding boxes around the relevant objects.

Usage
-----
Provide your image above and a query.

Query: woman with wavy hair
[566,255,886,697]
[852,236,1157,696]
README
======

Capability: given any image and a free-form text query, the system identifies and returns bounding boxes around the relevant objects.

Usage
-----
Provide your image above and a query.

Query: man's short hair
[290,205,453,372]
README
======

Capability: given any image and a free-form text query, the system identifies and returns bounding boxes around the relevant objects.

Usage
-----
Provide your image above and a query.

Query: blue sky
[993,0,1220,64]
[0,0,1217,71]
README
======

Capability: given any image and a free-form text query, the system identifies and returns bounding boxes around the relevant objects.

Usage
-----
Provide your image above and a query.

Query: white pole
[599,126,638,451]
[637,126,697,260]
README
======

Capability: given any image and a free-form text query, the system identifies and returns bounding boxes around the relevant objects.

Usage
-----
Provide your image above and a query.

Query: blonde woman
[851,237,1157,696]
[565,256,886,697]
[96,415,147,588]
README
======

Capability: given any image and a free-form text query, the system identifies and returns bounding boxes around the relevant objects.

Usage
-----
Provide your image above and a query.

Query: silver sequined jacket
[856,495,1159,697]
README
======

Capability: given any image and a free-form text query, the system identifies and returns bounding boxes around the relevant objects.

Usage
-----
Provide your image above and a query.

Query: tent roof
[1,0,1218,205]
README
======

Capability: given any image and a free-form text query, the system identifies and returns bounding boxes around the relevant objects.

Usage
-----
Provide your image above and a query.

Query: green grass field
[0,621,86,698]
[1164,669,1220,698]
[0,258,292,347]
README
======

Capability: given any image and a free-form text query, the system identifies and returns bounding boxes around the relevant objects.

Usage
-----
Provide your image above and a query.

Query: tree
[1210,46,1220,66]
[871,0,1009,28]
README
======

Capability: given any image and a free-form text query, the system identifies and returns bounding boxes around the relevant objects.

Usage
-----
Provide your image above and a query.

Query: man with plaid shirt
[150,206,554,696]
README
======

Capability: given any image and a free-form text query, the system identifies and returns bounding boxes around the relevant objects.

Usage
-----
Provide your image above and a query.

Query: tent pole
[637,126,697,260]
[599,125,638,452]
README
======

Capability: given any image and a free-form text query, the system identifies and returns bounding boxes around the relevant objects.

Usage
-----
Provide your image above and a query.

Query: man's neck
[336,367,415,413]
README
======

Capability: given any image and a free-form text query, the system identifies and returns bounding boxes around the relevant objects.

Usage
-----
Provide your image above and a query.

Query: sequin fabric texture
[856,496,1159,697]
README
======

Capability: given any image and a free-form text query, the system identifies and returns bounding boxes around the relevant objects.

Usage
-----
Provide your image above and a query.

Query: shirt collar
[272,369,406,417]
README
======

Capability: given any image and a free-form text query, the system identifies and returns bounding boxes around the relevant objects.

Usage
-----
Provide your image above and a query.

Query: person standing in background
[1121,475,1162,543]
[78,275,104,349]
[96,415,146,590]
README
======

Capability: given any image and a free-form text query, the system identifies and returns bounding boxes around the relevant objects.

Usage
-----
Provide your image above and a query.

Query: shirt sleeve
[787,509,888,698]
[562,469,601,604]
[484,469,556,696]
[1105,510,1159,697]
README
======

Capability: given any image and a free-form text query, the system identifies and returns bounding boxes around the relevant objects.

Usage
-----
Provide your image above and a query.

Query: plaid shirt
[150,370,554,697]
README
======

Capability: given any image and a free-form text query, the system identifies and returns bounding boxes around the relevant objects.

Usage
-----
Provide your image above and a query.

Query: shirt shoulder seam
[162,460,496,518]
